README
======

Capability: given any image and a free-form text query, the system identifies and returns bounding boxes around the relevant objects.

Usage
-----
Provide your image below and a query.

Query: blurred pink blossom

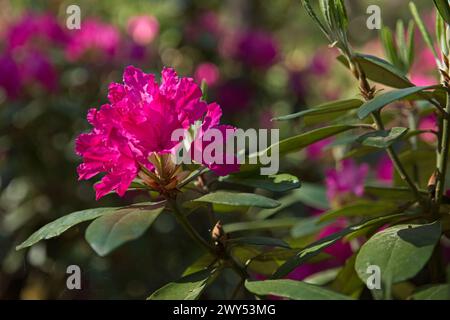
[0,12,65,97]
[306,138,333,160]
[217,80,253,112]
[127,15,159,46]
[6,12,67,50]
[234,30,278,69]
[376,155,393,184]
[0,54,21,98]
[418,114,437,144]
[194,62,220,87]
[325,159,369,203]
[66,19,120,61]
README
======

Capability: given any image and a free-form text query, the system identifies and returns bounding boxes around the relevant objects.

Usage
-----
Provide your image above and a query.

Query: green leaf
[249,125,359,162]
[406,20,415,69]
[355,222,442,285]
[357,85,437,119]
[232,246,281,275]
[410,2,440,61]
[318,200,400,223]
[437,12,449,56]
[303,267,341,286]
[245,279,352,300]
[338,54,413,88]
[301,0,330,38]
[148,269,218,300]
[396,20,407,71]
[357,127,409,148]
[85,206,164,256]
[219,173,300,192]
[292,182,329,210]
[330,254,364,298]
[291,216,333,238]
[411,284,450,300]
[273,215,407,279]
[434,0,450,25]
[381,27,401,69]
[182,254,216,277]
[223,218,300,233]
[273,99,363,121]
[364,185,427,201]
[16,207,116,250]
[192,191,280,209]
[227,236,291,249]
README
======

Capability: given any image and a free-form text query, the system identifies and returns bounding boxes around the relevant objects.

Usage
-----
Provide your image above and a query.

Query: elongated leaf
[148,269,218,300]
[357,127,409,148]
[219,173,300,192]
[412,284,450,300]
[330,254,364,298]
[192,191,280,209]
[16,207,116,250]
[85,206,164,256]
[434,0,450,25]
[232,246,281,275]
[318,200,400,223]
[406,20,415,69]
[338,54,413,88]
[255,183,328,220]
[381,26,401,69]
[223,218,299,233]
[245,279,352,300]
[227,236,290,249]
[410,2,439,60]
[303,267,341,285]
[273,99,363,121]
[301,0,330,37]
[355,222,442,285]
[273,215,407,278]
[357,85,437,119]
[251,125,359,160]
[182,254,216,276]
[293,182,330,210]
[364,185,427,201]
[291,216,333,238]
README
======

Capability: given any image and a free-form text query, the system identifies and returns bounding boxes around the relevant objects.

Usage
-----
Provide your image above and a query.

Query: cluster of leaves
[15,0,450,300]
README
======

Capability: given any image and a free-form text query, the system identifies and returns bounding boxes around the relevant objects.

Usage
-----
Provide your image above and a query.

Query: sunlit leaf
[355,222,442,285]
[357,85,438,119]
[192,191,280,209]
[227,236,291,249]
[273,99,362,121]
[357,127,409,148]
[16,207,116,250]
[148,268,219,300]
[85,205,164,256]
[219,173,300,192]
[245,279,352,300]
[411,284,450,300]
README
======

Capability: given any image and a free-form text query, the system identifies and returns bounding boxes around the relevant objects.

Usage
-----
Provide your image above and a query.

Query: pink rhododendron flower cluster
[76,66,239,199]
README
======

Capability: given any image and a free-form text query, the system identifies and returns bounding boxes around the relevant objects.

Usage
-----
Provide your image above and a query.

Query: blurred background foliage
[0,0,435,299]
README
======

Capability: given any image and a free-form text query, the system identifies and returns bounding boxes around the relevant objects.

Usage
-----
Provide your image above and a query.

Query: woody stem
[168,199,215,255]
